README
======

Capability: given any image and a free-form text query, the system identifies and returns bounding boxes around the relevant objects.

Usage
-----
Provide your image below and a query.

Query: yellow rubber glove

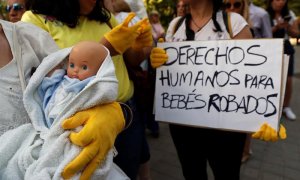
[252,123,287,142]
[104,12,147,54]
[150,47,168,68]
[132,19,153,50]
[61,102,125,180]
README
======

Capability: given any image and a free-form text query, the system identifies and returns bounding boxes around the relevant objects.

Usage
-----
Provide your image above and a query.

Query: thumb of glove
[62,112,88,129]
[252,123,267,139]
[279,124,287,139]
[158,38,165,43]
[104,12,142,54]
[150,47,168,68]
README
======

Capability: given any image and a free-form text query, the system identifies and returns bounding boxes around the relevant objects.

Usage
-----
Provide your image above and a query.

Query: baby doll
[39,41,107,127]
[0,41,126,179]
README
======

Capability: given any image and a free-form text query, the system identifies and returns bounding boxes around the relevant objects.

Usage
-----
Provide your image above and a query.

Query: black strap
[173,12,232,39]
[172,15,186,35]
[106,21,113,29]
[223,11,229,33]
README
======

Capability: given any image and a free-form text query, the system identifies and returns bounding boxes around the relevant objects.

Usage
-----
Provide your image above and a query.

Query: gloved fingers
[252,130,262,139]
[253,123,286,141]
[62,112,88,130]
[138,26,152,40]
[150,59,168,68]
[150,48,168,60]
[80,144,108,180]
[263,125,273,141]
[259,123,267,140]
[271,128,278,142]
[69,126,94,147]
[138,37,153,47]
[151,47,166,54]
[260,123,268,131]
[151,62,164,68]
[141,29,153,42]
[133,31,153,49]
[279,124,287,139]
[136,17,149,30]
[122,12,136,27]
[158,38,165,43]
[150,48,168,68]
[130,17,149,35]
[62,144,98,179]
[140,19,151,33]
[252,123,267,139]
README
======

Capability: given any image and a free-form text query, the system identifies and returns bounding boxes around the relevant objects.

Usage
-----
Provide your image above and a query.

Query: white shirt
[0,20,58,135]
[249,3,273,38]
[124,0,148,19]
[166,11,248,42]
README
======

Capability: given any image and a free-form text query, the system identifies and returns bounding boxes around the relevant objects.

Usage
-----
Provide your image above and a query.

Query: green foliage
[144,0,300,29]
[0,0,7,20]
[289,0,300,16]
[253,0,266,7]
[144,0,176,29]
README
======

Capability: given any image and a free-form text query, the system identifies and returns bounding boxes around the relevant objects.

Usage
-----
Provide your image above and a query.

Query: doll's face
[67,41,106,81]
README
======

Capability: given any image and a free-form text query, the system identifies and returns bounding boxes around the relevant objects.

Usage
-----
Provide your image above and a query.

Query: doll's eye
[69,63,74,68]
[82,65,88,70]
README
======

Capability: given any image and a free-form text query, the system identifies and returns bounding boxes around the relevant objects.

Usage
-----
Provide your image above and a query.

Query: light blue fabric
[0,45,125,180]
[38,69,94,128]
[249,3,273,38]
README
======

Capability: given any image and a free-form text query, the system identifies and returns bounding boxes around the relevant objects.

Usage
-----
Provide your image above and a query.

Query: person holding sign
[150,0,286,179]
[224,0,253,163]
[21,0,153,178]
[266,0,299,121]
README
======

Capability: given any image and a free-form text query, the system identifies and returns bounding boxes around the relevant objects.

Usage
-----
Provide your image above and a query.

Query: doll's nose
[73,67,79,72]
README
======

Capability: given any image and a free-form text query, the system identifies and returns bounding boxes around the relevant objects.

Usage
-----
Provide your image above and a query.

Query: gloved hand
[132,19,153,50]
[150,46,168,68]
[61,102,125,180]
[104,12,147,54]
[252,123,287,141]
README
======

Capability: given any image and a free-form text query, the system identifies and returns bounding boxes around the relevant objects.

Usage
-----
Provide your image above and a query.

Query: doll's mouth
[70,75,78,79]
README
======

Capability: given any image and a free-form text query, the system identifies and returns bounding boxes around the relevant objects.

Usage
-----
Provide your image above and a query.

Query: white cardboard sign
[155,39,287,132]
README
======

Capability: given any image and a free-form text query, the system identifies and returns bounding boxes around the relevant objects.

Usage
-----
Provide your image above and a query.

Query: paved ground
[147,46,300,180]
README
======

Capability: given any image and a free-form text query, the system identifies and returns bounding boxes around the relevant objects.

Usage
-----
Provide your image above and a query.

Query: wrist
[100,37,119,56]
[119,102,132,130]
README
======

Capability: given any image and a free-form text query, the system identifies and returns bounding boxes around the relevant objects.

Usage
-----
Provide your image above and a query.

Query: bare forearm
[287,23,299,38]
[234,25,253,40]
[100,38,119,56]
[123,47,152,67]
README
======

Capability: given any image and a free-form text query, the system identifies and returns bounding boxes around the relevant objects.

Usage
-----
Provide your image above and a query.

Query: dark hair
[212,0,223,32]
[25,0,32,10]
[29,0,111,28]
[174,0,187,17]
[266,0,289,20]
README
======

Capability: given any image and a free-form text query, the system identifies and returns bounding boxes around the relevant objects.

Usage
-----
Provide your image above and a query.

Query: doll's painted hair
[29,0,111,28]
[266,0,290,19]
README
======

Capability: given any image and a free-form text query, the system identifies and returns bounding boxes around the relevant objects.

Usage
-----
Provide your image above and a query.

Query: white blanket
[0,47,128,180]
